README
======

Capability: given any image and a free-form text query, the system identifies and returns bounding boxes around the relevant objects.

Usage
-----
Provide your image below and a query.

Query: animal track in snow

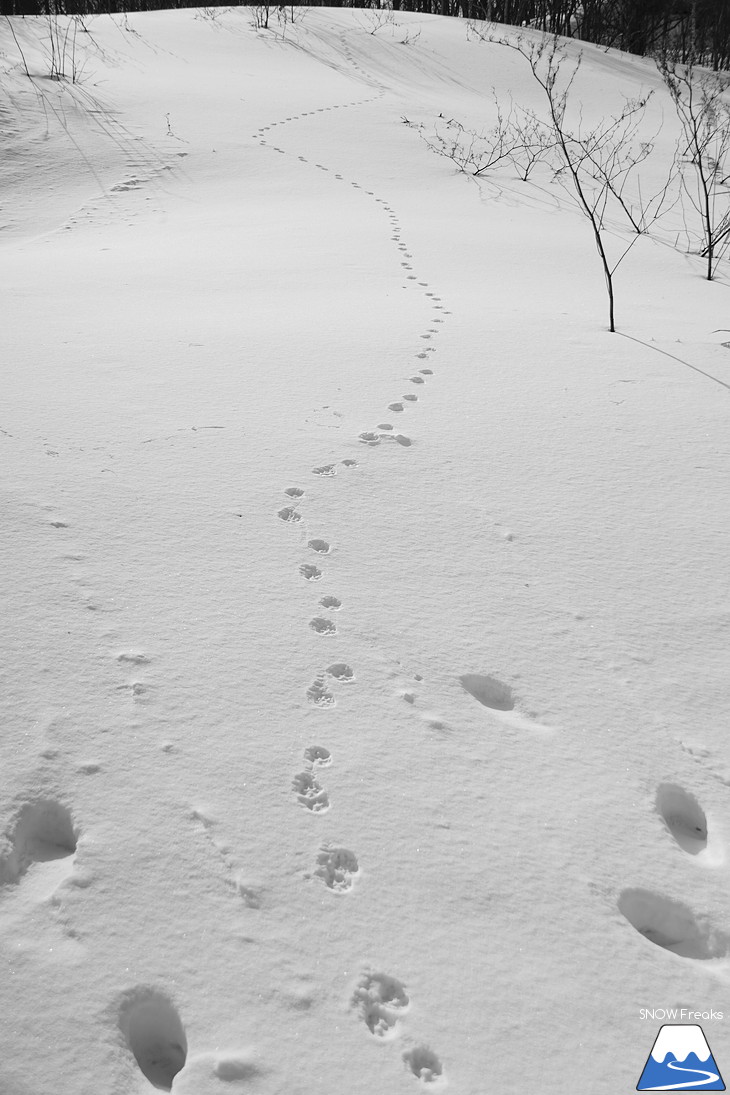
[300,564,322,581]
[307,678,336,708]
[388,402,404,413]
[342,459,358,467]
[402,393,418,402]
[420,369,433,375]
[320,595,342,610]
[285,487,304,498]
[304,745,332,767]
[403,1045,445,1085]
[351,971,410,1040]
[314,844,359,892]
[359,432,381,445]
[313,464,337,477]
[617,888,730,958]
[0,800,78,887]
[117,651,150,666]
[327,662,355,682]
[409,376,425,385]
[308,539,331,554]
[190,808,262,906]
[377,423,394,431]
[309,617,337,635]
[459,674,515,711]
[119,990,187,1091]
[656,784,708,855]
[292,771,330,812]
[173,1051,261,1090]
[278,507,301,523]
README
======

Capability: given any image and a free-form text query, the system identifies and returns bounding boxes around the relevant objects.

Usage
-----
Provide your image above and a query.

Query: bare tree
[410,92,520,176]
[249,3,272,30]
[657,56,730,280]
[359,3,396,34]
[488,32,666,332]
[507,103,555,180]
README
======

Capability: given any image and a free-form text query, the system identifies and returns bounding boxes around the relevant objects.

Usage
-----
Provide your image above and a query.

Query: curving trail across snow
[0,9,729,1095]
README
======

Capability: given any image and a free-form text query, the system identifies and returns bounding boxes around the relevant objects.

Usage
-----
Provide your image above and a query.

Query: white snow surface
[651,1024,712,1063]
[1,8,730,1094]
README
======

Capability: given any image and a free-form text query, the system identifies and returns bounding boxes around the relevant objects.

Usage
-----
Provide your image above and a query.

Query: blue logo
[637,1024,725,1090]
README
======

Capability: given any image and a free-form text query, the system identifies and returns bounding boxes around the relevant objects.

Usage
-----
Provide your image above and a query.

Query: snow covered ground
[1,8,729,1093]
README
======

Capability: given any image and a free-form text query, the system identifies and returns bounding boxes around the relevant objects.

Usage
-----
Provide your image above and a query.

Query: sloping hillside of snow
[1,8,729,1094]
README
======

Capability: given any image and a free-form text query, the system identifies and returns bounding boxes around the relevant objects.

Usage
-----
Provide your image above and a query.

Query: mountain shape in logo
[637,1024,725,1090]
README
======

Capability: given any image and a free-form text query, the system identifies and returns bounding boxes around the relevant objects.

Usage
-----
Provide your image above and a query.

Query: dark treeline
[2,0,729,71]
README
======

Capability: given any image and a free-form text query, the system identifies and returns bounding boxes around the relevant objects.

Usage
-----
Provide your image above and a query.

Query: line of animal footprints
[292,745,332,812]
[254,101,451,364]
[275,478,349,628]
[256,103,450,451]
[618,782,728,960]
[358,369,436,447]
[352,971,445,1085]
[292,749,361,894]
[307,662,355,709]
[252,96,379,147]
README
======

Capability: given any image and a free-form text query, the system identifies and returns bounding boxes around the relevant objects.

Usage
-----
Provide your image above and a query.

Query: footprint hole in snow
[277,507,301,523]
[315,844,358,891]
[617,888,729,959]
[304,745,332,767]
[213,1055,259,1081]
[120,991,187,1091]
[355,971,410,1010]
[655,783,707,854]
[284,487,304,498]
[459,673,515,712]
[293,771,330,811]
[362,1005,399,1038]
[402,394,418,402]
[0,800,78,885]
[327,662,354,681]
[306,680,336,707]
[299,564,322,580]
[309,617,337,635]
[308,539,330,555]
[319,595,341,610]
[403,1045,443,1083]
